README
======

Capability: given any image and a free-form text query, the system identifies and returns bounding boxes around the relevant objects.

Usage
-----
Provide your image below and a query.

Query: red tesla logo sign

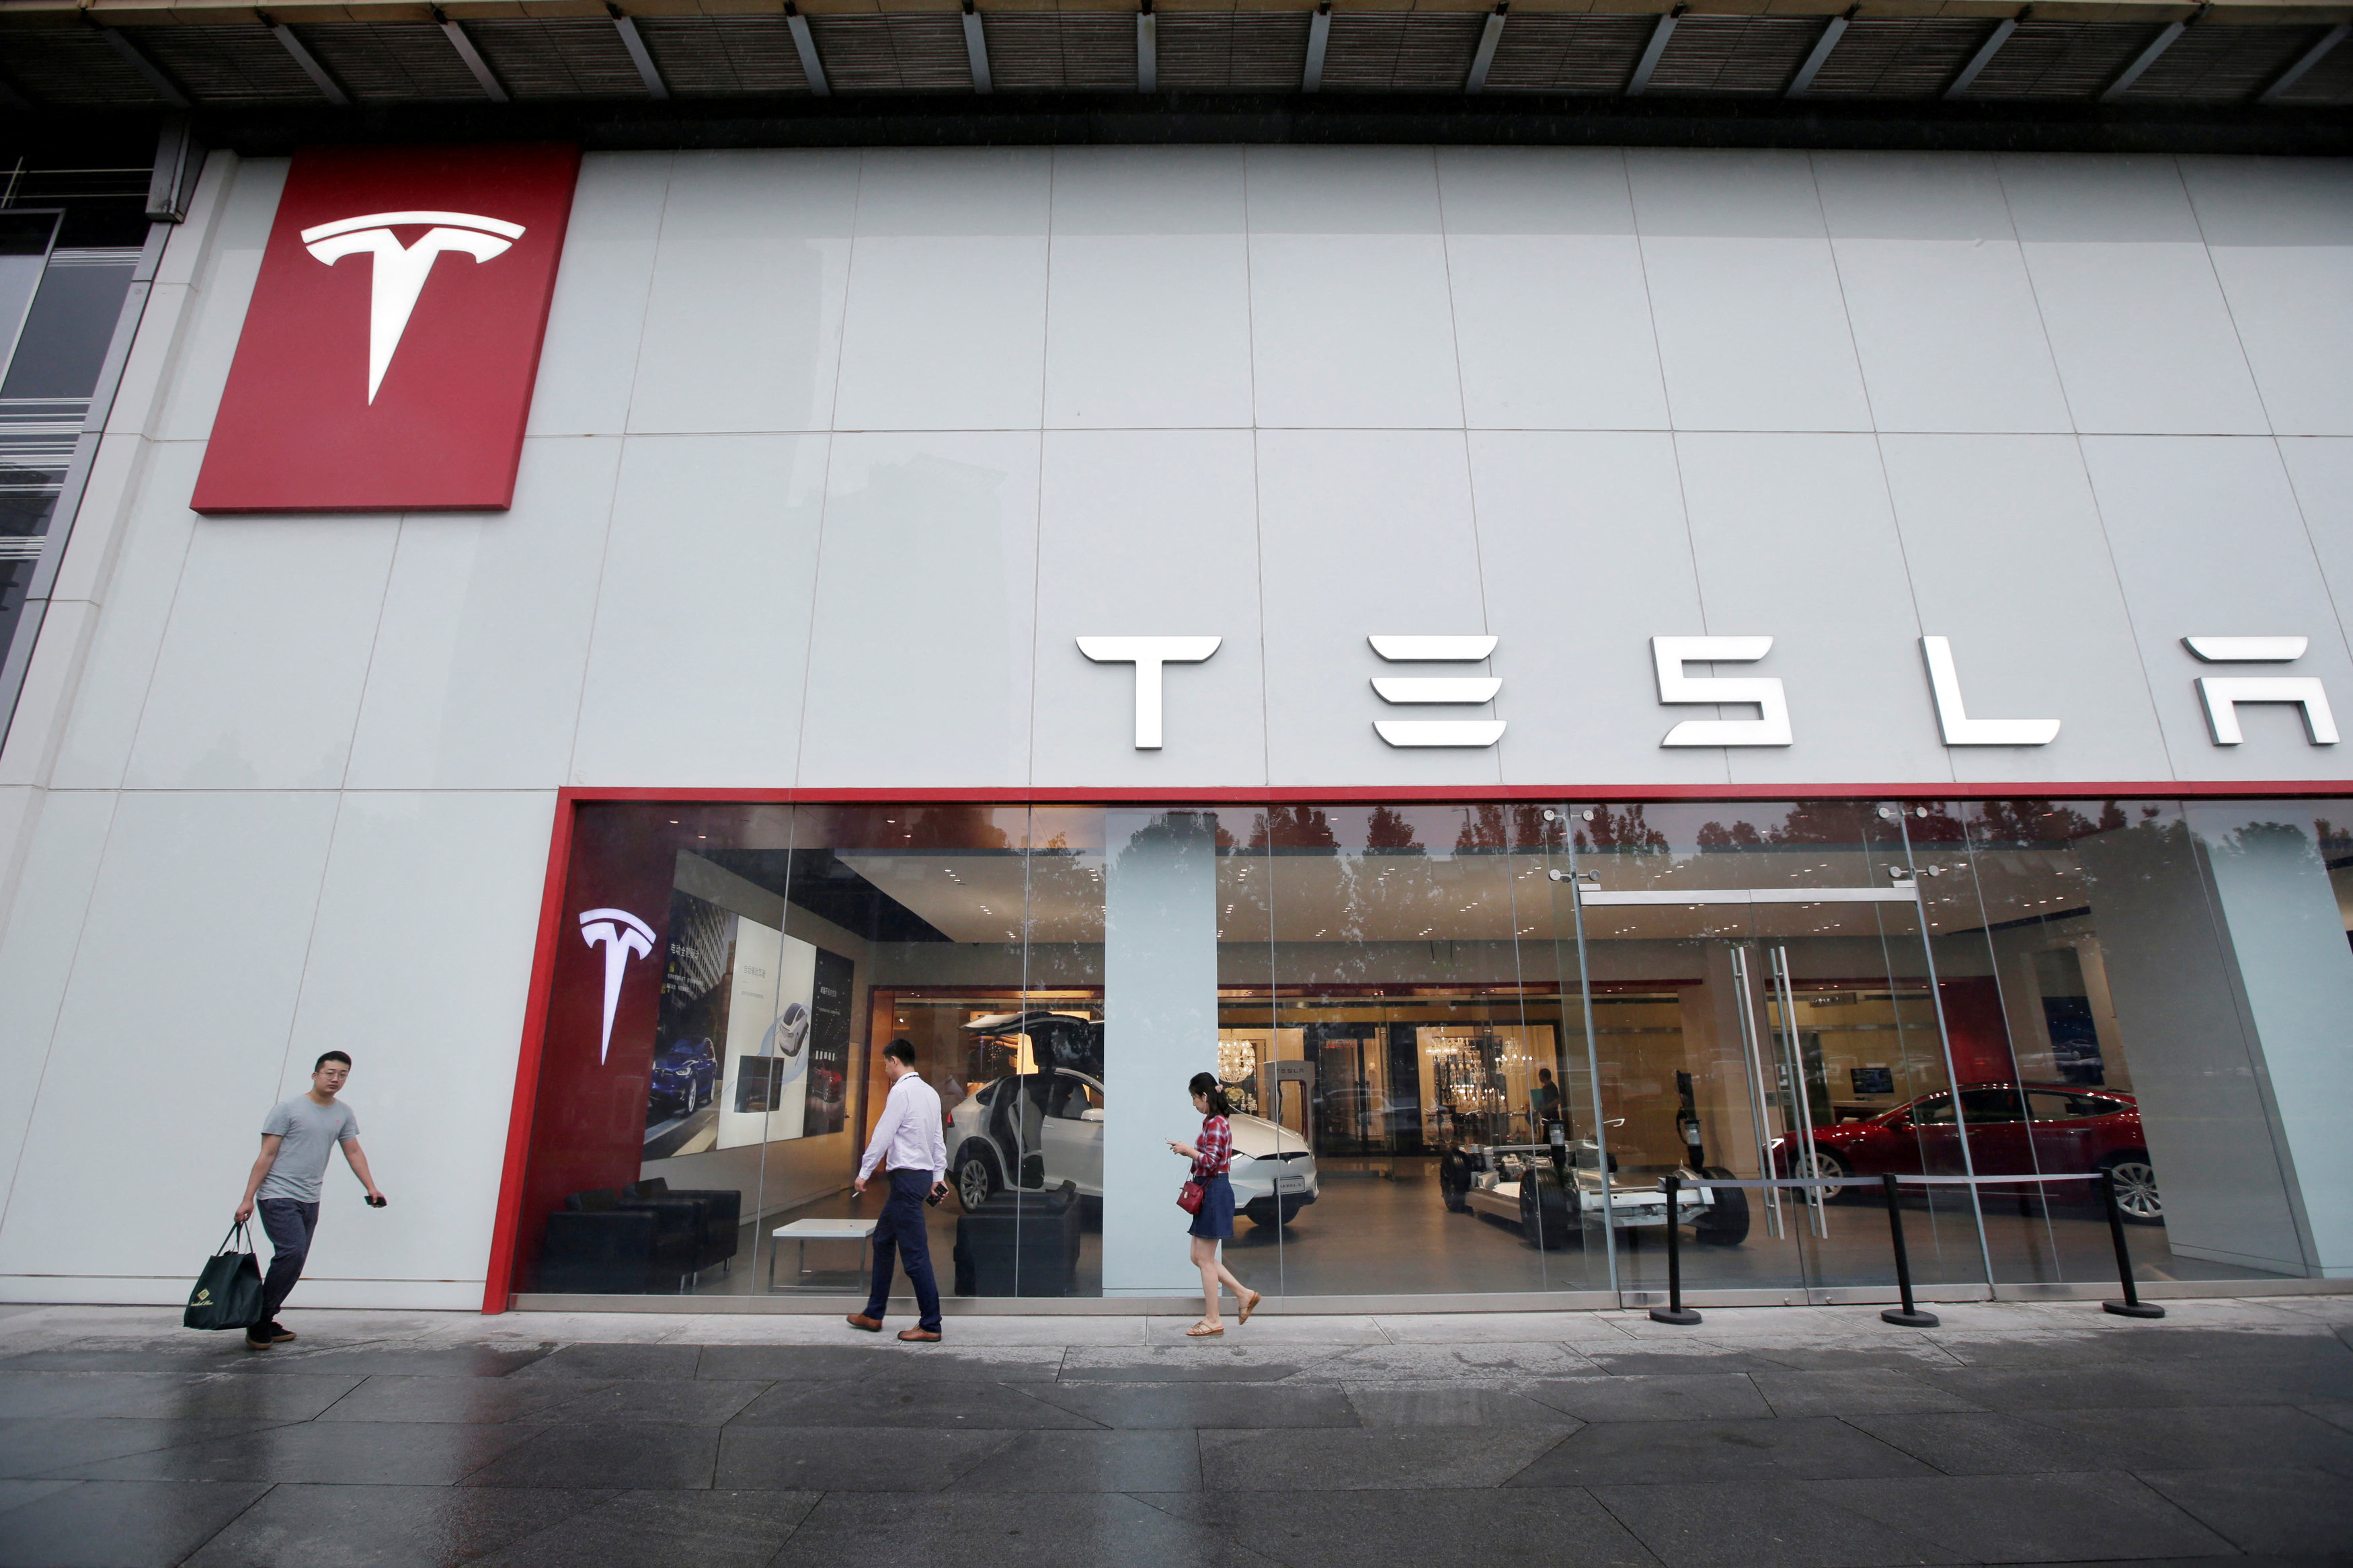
[191,143,580,514]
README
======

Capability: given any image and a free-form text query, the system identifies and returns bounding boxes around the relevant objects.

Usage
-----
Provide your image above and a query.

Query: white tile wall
[0,790,340,1286]
[7,145,2352,1307]
[1628,149,1872,433]
[284,790,556,1296]
[570,431,832,788]
[1044,147,1254,430]
[832,149,1051,431]
[344,439,623,790]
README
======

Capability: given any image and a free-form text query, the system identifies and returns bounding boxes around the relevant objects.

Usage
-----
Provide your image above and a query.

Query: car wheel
[1691,1166,1750,1245]
[955,1148,1001,1211]
[2100,1154,2162,1225]
[1790,1145,1856,1202]
[1519,1170,1580,1251]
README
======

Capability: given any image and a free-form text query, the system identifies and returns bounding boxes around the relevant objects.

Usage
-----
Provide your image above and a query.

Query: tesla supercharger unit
[1259,1059,1316,1143]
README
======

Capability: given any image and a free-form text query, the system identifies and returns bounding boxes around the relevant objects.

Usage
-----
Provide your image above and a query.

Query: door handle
[1728,946,1784,1241]
[1770,945,1829,1239]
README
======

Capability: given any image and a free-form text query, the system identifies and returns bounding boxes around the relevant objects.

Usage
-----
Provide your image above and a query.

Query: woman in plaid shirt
[1168,1071,1261,1336]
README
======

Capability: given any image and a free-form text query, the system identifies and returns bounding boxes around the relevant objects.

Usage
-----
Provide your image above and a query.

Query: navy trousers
[863,1169,943,1332]
[256,1198,318,1323]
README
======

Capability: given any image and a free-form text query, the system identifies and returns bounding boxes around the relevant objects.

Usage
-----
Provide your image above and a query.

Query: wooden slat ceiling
[0,4,2345,108]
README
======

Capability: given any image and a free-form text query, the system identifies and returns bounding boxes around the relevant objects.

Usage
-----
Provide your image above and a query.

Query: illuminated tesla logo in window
[578,907,655,1065]
[301,210,527,403]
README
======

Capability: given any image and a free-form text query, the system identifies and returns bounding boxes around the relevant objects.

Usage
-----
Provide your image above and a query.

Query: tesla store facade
[0,134,2350,1315]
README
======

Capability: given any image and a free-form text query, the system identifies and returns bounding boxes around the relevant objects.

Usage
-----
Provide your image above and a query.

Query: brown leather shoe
[845,1313,883,1332]
[898,1327,941,1342]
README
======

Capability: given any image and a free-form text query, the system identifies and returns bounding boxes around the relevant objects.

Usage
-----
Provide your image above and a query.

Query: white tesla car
[947,1068,1319,1229]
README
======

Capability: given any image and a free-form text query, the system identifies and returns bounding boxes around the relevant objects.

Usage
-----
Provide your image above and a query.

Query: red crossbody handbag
[1177,1179,1205,1214]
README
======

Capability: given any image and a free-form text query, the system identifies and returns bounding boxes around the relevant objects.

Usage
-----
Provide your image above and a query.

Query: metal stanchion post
[1878,1172,1938,1327]
[1649,1175,1702,1325]
[2100,1169,2164,1319]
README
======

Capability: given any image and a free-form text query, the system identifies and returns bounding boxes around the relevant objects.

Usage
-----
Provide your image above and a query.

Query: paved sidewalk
[1,1297,2349,1567]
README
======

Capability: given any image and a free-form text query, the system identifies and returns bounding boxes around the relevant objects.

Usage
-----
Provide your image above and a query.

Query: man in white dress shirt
[847,1038,949,1342]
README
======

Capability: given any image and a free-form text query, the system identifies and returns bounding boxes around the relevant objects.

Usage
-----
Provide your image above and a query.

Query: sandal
[1238,1290,1263,1325]
[1186,1321,1224,1337]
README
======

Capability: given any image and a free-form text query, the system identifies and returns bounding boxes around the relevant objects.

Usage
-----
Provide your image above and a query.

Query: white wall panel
[0,790,338,1287]
[1031,429,1265,786]
[1045,148,1253,431]
[123,513,397,791]
[1881,434,2171,783]
[571,431,832,788]
[1675,432,1950,786]
[1256,429,1496,787]
[1628,149,1872,434]
[1247,147,1465,430]
[2001,155,2270,437]
[1814,153,2072,436]
[2083,436,2353,780]
[283,790,557,1292]
[795,431,1040,787]
[526,153,671,438]
[2180,157,2353,439]
[48,444,205,791]
[344,438,623,790]
[629,149,858,436]
[833,149,1051,431]
[155,157,285,445]
[1472,431,1724,786]
[0,790,116,1237]
[1438,147,1669,431]
[2280,438,2353,618]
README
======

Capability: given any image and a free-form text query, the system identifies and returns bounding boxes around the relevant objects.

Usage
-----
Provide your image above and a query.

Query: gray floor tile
[508,1343,701,1381]
[1058,1347,1332,1383]
[1925,1359,2353,1411]
[1590,1480,1959,1568]
[228,1345,557,1379]
[949,1429,1202,1492]
[0,1417,296,1478]
[1199,1426,1570,1489]
[0,1479,272,1568]
[473,1489,821,1568]
[1740,1343,1964,1374]
[2135,1465,2353,1556]
[0,1371,364,1421]
[1140,1488,1661,1568]
[1579,1348,1791,1377]
[1749,1370,1986,1417]
[1024,1381,1360,1430]
[1524,1375,1773,1422]
[56,1419,550,1486]
[2099,1328,2353,1363]
[1845,1411,2123,1476]
[729,1378,1091,1429]
[532,1378,769,1426]
[1343,1385,1584,1427]
[1508,1417,1934,1486]
[0,1480,77,1516]
[713,1427,1016,1491]
[1930,1336,2136,1370]
[463,1423,720,1490]
[2038,1404,2353,1477]
[767,1489,1281,1568]
[178,1483,600,1568]
[1807,1472,2237,1563]
[2300,1400,2353,1435]
[694,1344,1062,1383]
[313,1375,610,1425]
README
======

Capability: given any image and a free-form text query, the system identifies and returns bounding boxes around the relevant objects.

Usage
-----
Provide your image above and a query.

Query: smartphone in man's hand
[926,1184,947,1207]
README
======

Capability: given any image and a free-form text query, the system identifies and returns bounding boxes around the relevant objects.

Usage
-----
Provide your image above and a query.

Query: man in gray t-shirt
[233,1051,386,1349]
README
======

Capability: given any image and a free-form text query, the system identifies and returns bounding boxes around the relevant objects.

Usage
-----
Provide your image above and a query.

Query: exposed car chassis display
[1441,1142,1750,1249]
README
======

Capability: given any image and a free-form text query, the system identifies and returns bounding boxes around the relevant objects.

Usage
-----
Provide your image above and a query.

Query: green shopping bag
[184,1223,264,1331]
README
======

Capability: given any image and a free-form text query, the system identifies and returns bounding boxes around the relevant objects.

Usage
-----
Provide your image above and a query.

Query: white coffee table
[770,1218,878,1290]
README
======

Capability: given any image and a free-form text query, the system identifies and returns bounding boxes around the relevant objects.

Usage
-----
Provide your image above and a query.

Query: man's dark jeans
[256,1198,319,1323]
[863,1170,942,1333]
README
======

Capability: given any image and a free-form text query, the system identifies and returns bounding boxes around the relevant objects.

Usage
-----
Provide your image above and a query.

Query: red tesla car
[1778,1083,2162,1224]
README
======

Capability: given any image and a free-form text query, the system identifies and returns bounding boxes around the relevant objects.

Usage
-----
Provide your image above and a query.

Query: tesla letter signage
[190,143,581,513]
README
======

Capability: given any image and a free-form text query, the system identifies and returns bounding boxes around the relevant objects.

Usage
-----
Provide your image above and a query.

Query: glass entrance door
[1550,802,1992,1305]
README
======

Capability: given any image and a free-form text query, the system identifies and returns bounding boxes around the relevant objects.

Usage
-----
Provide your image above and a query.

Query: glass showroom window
[508,795,2352,1304]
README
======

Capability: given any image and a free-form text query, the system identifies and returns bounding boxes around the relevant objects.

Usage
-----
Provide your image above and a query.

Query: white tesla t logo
[301,210,527,403]
[578,907,655,1065]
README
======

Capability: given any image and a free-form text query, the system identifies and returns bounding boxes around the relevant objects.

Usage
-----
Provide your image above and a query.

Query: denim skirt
[1188,1173,1236,1241]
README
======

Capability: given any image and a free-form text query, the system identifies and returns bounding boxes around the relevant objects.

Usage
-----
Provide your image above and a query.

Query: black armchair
[625,1178,742,1277]
[539,1187,698,1294]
